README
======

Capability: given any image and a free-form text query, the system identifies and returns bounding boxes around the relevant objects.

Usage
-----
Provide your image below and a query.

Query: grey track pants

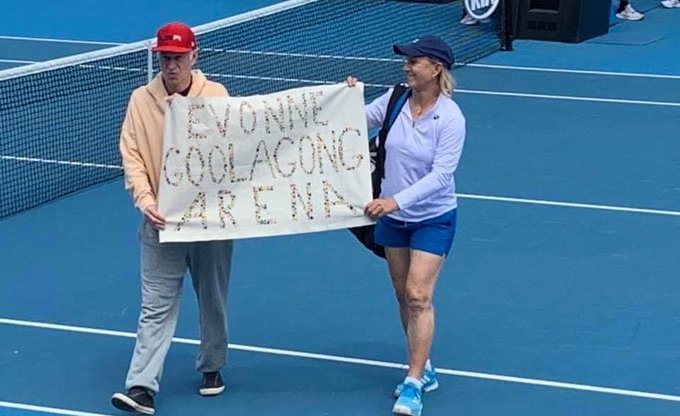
[124,220,233,393]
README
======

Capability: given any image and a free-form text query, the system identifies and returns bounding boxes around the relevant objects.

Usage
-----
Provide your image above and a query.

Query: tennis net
[0,0,510,218]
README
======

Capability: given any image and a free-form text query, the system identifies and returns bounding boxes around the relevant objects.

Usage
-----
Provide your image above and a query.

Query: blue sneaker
[393,368,439,397]
[392,381,423,416]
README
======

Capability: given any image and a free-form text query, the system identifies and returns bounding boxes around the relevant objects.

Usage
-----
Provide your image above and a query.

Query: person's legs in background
[661,0,680,8]
[616,0,645,20]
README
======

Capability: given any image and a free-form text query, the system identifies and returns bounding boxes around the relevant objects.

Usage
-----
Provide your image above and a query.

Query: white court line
[0,60,144,71]
[0,59,36,64]
[0,401,111,416]
[202,48,680,80]
[205,74,680,107]
[458,193,680,217]
[0,155,123,170]
[0,35,122,46]
[3,154,679,217]
[456,88,680,107]
[466,63,680,80]
[202,47,402,63]
[2,317,680,404]
[3,60,673,107]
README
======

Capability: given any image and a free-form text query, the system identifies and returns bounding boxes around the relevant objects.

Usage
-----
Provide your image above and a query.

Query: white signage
[158,83,374,242]
[464,0,501,20]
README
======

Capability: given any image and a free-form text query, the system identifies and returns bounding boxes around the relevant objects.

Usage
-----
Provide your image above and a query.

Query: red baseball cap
[152,22,197,53]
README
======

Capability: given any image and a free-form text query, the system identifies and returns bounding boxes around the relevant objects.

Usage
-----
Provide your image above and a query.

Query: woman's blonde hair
[439,68,455,97]
[428,58,455,96]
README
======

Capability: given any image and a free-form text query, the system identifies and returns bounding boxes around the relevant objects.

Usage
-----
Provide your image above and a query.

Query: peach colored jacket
[119,70,228,212]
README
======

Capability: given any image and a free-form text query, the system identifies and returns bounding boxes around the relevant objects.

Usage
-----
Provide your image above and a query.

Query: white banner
[158,83,374,242]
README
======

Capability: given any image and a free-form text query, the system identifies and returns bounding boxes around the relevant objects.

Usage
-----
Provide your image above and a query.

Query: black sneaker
[111,386,155,415]
[199,371,225,396]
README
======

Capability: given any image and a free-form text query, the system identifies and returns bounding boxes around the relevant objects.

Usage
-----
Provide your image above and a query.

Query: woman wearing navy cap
[347,35,465,416]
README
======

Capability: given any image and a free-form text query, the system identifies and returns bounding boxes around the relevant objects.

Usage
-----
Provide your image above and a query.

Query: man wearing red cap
[111,22,232,415]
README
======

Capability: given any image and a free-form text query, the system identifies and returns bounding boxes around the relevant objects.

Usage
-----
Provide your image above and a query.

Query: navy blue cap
[393,36,455,69]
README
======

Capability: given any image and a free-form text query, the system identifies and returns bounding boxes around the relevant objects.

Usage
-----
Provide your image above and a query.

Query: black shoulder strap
[376,84,410,180]
[380,83,410,138]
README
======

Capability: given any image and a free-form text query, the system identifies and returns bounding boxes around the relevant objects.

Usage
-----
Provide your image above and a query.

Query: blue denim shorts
[374,209,457,257]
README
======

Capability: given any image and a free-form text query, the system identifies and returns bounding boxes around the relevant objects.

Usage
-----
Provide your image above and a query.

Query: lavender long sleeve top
[366,88,466,222]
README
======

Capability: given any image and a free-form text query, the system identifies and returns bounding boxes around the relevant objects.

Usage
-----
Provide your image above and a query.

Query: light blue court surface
[1,1,680,416]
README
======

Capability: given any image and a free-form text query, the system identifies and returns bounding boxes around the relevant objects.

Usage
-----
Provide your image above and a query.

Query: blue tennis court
[1,1,680,415]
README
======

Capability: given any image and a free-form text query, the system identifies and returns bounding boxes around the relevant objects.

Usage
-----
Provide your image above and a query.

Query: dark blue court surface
[1,1,680,416]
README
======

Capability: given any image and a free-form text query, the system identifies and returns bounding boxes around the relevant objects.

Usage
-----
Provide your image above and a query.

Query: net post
[146,41,153,83]
[500,0,514,51]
